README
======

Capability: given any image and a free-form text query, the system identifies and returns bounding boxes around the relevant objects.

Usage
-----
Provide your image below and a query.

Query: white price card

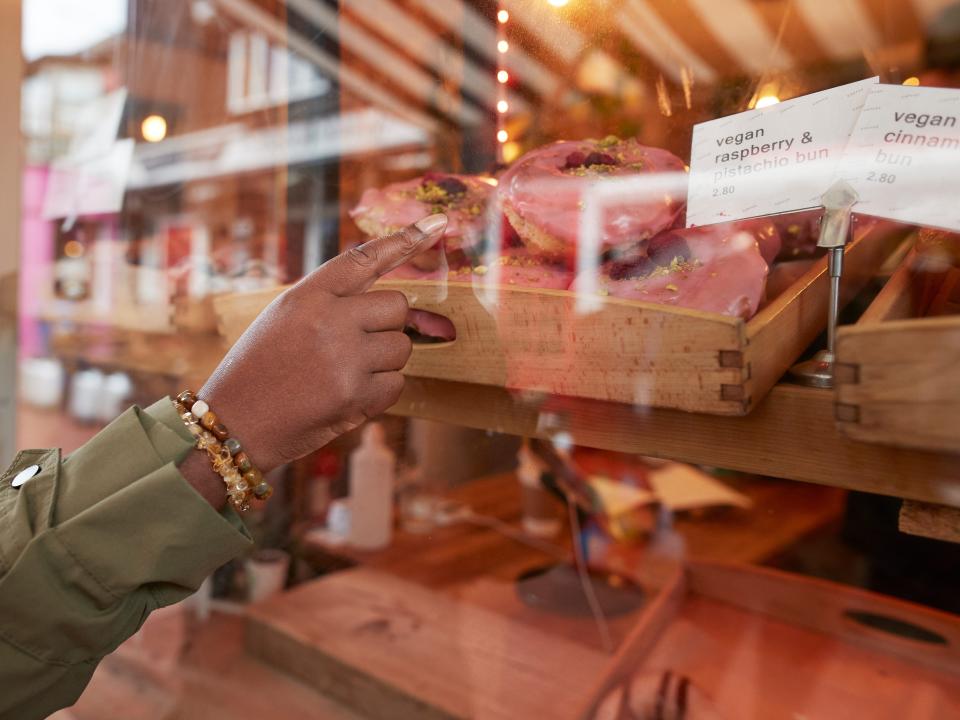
[686,78,878,227]
[840,84,960,232]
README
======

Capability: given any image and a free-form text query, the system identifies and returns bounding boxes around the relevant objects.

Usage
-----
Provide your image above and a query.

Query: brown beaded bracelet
[174,390,272,512]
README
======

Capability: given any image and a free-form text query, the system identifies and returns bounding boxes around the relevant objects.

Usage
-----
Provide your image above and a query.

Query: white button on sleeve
[11,464,41,488]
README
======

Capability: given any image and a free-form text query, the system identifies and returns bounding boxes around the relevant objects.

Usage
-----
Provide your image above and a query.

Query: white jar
[69,369,105,422]
[19,358,65,408]
[96,372,134,422]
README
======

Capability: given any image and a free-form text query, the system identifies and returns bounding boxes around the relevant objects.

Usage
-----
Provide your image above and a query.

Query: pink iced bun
[572,224,769,319]
[351,173,495,252]
[735,218,781,265]
[499,137,686,262]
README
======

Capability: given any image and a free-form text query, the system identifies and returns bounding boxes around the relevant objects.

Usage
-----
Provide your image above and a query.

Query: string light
[141,114,168,142]
[496,4,510,163]
[903,76,920,86]
[755,94,780,109]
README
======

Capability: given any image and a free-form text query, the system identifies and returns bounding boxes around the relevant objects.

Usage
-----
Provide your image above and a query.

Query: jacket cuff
[54,400,194,523]
[0,460,251,664]
[55,460,252,602]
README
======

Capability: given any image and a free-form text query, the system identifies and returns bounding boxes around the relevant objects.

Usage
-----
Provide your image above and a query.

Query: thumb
[314,213,448,296]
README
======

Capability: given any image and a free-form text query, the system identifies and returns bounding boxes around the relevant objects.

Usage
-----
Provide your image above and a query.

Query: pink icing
[573,224,769,318]
[499,139,686,258]
[351,174,495,251]
[729,218,781,265]
[474,248,572,290]
[770,209,823,259]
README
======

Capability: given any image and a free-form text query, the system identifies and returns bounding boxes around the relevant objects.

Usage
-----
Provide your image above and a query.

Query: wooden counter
[391,378,960,507]
[301,471,845,589]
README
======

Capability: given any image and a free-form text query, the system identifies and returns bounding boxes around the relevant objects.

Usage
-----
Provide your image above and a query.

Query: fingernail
[414,213,448,238]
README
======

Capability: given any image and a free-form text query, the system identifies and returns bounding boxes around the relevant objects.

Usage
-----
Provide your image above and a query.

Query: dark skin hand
[179,214,449,509]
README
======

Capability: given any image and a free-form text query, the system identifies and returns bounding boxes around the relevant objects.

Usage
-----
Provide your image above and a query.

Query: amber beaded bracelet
[174,390,272,511]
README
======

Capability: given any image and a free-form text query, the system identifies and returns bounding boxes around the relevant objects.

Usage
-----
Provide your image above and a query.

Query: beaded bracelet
[174,390,273,512]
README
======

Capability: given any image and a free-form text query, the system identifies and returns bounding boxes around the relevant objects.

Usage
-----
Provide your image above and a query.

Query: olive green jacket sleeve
[0,398,252,720]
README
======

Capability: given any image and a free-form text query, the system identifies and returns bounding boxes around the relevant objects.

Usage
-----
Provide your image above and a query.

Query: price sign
[686,78,878,227]
[839,84,960,232]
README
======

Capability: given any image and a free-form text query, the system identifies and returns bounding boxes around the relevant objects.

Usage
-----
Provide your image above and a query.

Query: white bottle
[348,423,396,550]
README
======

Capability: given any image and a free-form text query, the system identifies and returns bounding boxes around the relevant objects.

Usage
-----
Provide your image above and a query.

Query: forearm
[177,449,228,511]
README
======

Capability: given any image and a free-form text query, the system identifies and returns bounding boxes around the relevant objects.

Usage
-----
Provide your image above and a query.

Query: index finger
[312,213,448,297]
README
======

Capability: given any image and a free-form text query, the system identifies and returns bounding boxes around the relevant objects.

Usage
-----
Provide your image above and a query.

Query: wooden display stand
[836,244,960,454]
[215,226,904,415]
[578,561,960,720]
[245,562,960,720]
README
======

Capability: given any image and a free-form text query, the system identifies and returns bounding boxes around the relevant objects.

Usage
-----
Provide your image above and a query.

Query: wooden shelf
[34,298,175,334]
[390,378,960,508]
[49,326,224,389]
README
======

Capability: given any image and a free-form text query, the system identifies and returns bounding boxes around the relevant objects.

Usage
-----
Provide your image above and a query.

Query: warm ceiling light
[141,114,168,142]
[547,0,570,6]
[902,76,920,86]
[497,9,509,23]
[497,70,509,83]
[497,100,509,113]
[497,40,509,53]
[755,94,780,109]
[497,129,509,143]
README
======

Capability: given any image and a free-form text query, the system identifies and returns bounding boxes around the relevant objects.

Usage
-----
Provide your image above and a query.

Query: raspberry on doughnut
[499,136,686,263]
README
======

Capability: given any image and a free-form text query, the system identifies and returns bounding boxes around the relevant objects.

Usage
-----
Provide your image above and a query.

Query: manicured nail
[415,213,448,238]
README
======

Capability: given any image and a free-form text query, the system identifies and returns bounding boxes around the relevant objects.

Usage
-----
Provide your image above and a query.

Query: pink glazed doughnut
[351,173,496,253]
[499,137,686,262]
[572,224,770,319]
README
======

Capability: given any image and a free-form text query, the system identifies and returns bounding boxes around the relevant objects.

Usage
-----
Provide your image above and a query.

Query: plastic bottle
[348,423,396,550]
[517,440,562,538]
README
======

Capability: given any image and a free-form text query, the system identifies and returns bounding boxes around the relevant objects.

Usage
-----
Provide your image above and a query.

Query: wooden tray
[578,561,960,720]
[835,243,960,453]
[216,225,903,415]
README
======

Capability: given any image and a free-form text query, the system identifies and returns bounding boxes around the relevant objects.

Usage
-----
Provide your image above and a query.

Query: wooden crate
[216,225,903,416]
[578,561,960,720]
[835,243,960,453]
[172,295,220,333]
